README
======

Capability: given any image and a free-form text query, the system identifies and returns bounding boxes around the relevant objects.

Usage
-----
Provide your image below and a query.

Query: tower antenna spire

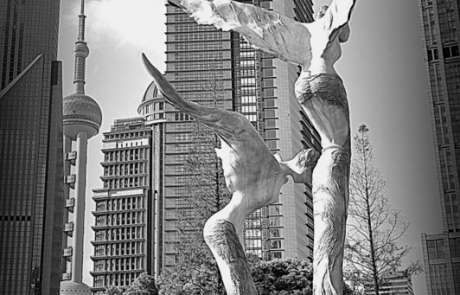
[78,0,86,41]
[73,0,89,94]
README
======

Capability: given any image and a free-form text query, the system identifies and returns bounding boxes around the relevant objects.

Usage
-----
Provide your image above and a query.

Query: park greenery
[107,259,356,295]
[105,272,158,295]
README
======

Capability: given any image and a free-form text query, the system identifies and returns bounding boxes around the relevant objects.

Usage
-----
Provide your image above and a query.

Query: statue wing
[168,0,312,66]
[142,53,249,141]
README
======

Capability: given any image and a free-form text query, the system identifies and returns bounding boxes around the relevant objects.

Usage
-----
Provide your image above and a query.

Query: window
[269,217,280,226]
[270,240,282,249]
[427,239,446,259]
[427,48,439,61]
[271,252,282,259]
[269,228,280,238]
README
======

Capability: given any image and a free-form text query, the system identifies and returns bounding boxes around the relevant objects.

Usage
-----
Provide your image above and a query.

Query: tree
[106,285,128,295]
[106,273,158,295]
[250,258,355,295]
[125,273,159,295]
[344,125,421,294]
[158,63,230,295]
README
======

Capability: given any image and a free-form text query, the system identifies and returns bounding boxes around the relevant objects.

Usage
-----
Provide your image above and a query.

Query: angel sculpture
[148,0,356,294]
[142,55,319,294]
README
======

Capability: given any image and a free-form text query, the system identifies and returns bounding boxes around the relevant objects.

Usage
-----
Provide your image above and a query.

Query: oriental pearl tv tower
[60,0,102,294]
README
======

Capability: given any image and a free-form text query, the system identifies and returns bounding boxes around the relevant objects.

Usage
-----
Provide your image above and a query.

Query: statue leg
[202,148,318,295]
[203,218,258,295]
[311,147,350,295]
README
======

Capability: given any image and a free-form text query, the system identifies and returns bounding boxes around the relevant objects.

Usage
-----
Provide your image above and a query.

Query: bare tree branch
[344,125,419,294]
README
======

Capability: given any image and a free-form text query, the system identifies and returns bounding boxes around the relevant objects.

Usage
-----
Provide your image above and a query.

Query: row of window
[93,272,141,288]
[172,50,229,61]
[169,31,226,42]
[104,163,147,177]
[105,129,148,140]
[167,22,215,32]
[95,212,144,227]
[94,227,144,242]
[94,242,144,257]
[94,257,144,272]
[173,60,226,72]
[103,177,147,189]
[95,197,144,212]
[174,71,228,83]
[170,41,225,52]
[104,149,147,162]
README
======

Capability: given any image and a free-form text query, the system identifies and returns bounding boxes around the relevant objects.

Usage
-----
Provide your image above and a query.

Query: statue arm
[168,0,312,66]
[320,0,356,42]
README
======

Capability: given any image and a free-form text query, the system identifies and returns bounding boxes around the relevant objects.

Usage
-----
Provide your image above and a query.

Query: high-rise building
[0,1,64,294]
[60,0,102,294]
[90,117,153,294]
[418,0,460,294]
[161,0,318,269]
[364,271,414,295]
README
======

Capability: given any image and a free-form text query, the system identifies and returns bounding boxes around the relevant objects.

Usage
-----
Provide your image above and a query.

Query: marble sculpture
[143,0,356,294]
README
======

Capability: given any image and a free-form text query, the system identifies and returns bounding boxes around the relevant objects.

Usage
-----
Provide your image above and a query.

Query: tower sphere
[74,42,89,58]
[63,92,102,139]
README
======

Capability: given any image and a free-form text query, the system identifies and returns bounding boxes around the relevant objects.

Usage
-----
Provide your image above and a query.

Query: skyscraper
[0,1,64,294]
[60,0,102,294]
[89,117,153,294]
[418,0,460,293]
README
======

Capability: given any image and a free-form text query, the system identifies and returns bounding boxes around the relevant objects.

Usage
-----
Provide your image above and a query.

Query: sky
[57,1,441,294]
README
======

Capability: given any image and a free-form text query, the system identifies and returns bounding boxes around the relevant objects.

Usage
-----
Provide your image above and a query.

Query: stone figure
[148,0,357,293]
[143,54,319,294]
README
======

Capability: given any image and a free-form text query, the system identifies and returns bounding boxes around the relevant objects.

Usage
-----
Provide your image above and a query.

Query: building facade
[0,1,64,294]
[60,1,102,294]
[364,271,414,295]
[90,118,154,294]
[418,0,460,293]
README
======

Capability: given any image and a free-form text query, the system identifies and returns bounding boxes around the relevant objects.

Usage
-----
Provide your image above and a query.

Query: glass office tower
[418,0,460,293]
[0,1,64,294]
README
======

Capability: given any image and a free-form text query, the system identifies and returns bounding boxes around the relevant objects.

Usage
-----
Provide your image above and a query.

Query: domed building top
[63,92,102,131]
[138,80,165,115]
[141,80,163,103]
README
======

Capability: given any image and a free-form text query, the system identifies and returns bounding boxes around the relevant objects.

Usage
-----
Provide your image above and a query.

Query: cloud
[70,0,166,50]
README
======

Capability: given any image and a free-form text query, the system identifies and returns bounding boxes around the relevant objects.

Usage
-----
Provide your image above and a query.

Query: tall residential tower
[60,0,102,294]
[90,117,153,294]
[418,0,460,293]
[0,0,64,294]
